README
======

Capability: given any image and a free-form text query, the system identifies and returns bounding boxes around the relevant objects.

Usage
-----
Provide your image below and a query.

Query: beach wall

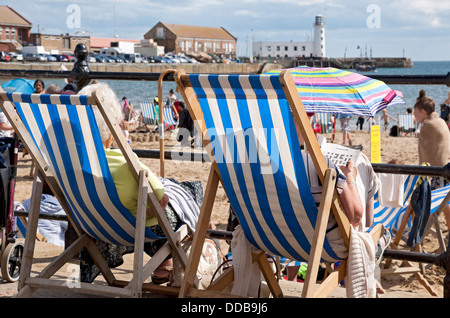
[0,61,282,74]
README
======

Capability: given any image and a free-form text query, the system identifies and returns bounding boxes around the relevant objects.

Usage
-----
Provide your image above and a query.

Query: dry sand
[1,128,448,298]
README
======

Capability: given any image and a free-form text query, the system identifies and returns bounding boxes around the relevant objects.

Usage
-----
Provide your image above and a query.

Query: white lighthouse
[313,14,325,57]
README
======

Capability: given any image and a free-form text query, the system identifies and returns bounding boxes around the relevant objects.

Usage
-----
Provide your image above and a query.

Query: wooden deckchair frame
[380,184,450,296]
[0,87,189,298]
[174,70,383,298]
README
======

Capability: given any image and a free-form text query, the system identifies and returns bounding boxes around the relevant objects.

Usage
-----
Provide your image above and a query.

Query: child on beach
[414,96,450,227]
[381,109,397,131]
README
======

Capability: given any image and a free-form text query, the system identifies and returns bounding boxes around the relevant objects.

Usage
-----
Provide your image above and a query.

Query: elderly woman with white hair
[77,83,203,285]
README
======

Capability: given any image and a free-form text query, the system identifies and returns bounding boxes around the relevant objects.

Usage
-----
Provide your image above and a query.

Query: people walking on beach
[168,89,177,104]
[381,109,397,131]
[338,113,352,145]
[356,115,365,130]
[414,96,450,228]
[122,96,136,121]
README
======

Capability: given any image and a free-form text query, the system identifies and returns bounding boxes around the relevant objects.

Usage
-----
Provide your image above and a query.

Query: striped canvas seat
[373,173,450,296]
[398,114,415,135]
[174,70,382,298]
[6,92,162,246]
[374,175,450,235]
[188,74,340,263]
[1,89,188,298]
[139,100,157,125]
[373,174,419,233]
[314,112,334,134]
[163,104,178,126]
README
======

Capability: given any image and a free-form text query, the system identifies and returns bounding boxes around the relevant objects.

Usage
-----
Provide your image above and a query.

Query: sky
[6,0,450,61]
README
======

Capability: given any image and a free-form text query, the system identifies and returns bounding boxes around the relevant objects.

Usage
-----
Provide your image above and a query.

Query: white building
[252,14,326,59]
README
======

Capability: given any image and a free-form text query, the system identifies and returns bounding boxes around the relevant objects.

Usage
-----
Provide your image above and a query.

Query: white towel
[376,173,407,207]
[230,225,262,297]
[346,226,376,298]
[160,178,200,233]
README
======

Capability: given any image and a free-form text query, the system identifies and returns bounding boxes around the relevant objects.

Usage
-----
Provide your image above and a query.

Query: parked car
[105,54,125,63]
[0,51,11,62]
[166,55,180,64]
[62,54,76,62]
[44,54,57,62]
[95,54,115,63]
[153,56,172,64]
[8,52,23,61]
[52,54,68,62]
[23,53,47,62]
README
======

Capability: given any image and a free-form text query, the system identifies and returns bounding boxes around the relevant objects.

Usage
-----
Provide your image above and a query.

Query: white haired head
[77,83,124,142]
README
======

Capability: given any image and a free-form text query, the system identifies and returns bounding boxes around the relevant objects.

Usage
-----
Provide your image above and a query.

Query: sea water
[1,61,449,130]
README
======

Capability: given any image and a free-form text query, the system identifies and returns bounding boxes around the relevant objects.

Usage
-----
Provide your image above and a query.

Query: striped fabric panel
[189,73,340,263]
[163,105,178,125]
[398,114,415,133]
[139,100,156,125]
[9,93,163,245]
[430,184,450,214]
[373,174,419,232]
[314,113,331,133]
[2,92,94,106]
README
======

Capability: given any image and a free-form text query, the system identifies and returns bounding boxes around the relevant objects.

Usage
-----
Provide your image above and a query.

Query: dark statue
[70,43,91,90]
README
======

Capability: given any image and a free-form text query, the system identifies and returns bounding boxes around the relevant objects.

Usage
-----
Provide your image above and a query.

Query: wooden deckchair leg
[179,166,219,298]
[302,169,336,298]
[131,170,148,297]
[18,169,44,292]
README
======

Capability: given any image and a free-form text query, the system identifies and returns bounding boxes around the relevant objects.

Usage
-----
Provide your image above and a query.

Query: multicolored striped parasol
[264,66,405,117]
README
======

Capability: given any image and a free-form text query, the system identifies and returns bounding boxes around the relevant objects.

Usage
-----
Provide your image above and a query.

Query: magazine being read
[320,142,362,168]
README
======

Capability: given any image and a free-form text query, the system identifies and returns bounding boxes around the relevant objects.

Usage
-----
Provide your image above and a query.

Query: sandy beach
[1,127,448,298]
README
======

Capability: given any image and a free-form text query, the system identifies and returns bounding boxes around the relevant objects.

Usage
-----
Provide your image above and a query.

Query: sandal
[151,262,173,285]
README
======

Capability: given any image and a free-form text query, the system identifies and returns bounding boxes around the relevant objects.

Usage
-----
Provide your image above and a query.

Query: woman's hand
[339,159,358,183]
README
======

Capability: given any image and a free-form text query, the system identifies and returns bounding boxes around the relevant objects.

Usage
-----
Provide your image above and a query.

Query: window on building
[63,38,70,49]
[267,46,271,51]
[294,46,297,51]
[302,46,306,51]
[5,28,10,40]
[0,27,3,38]
[156,27,164,39]
[285,46,288,51]
[276,46,280,51]
[11,28,16,40]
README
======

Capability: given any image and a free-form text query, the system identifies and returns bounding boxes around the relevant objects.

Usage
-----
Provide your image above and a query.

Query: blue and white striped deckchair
[138,100,157,125]
[373,174,450,296]
[398,114,415,136]
[175,70,383,298]
[162,104,178,126]
[425,184,450,252]
[373,174,419,233]
[0,89,188,298]
[314,113,333,134]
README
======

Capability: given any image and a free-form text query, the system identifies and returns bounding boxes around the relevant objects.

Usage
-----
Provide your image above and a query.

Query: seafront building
[252,14,326,59]
[0,5,32,52]
[144,22,237,57]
